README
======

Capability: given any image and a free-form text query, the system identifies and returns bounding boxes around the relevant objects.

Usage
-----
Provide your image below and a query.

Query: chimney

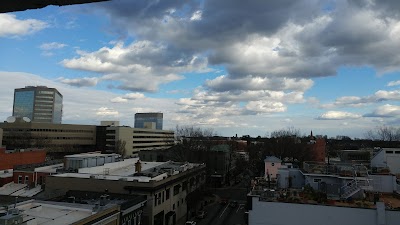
[135,160,142,173]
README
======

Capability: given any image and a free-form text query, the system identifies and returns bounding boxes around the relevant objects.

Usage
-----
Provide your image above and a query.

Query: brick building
[0,148,46,170]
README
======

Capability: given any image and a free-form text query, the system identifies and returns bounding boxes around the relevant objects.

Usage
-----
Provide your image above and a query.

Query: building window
[25,176,29,184]
[173,185,180,196]
[166,188,170,200]
[158,193,161,205]
[173,204,175,210]
[313,178,321,183]
[154,194,157,207]
[386,151,394,154]
[18,175,22,184]
[182,181,188,191]
[271,163,275,166]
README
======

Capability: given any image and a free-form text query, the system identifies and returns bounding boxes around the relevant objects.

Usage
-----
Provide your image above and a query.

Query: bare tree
[115,139,127,156]
[169,125,217,162]
[365,126,400,141]
[270,127,301,138]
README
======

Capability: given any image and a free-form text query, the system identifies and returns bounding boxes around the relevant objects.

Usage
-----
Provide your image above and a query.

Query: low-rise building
[371,148,400,175]
[0,198,122,225]
[247,193,400,225]
[0,148,46,170]
[0,121,96,152]
[264,156,282,180]
[44,157,206,225]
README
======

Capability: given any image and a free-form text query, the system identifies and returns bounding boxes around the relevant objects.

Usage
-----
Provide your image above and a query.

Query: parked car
[229,201,238,208]
[196,210,207,219]
[185,221,196,225]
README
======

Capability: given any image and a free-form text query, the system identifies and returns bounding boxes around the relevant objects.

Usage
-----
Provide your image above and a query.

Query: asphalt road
[193,179,249,225]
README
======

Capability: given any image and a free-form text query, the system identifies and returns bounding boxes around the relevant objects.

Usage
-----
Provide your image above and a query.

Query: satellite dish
[6,116,16,123]
[22,117,31,123]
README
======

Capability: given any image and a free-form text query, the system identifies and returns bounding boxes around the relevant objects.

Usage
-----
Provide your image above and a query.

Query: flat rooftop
[53,157,203,182]
[252,188,400,210]
[0,200,99,225]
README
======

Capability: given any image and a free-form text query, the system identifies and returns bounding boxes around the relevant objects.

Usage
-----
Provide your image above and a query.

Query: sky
[0,0,400,138]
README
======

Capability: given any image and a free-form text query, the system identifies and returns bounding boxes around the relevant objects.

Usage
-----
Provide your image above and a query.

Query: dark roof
[264,156,282,163]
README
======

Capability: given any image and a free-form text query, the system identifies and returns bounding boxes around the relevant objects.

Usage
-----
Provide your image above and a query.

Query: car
[185,221,196,225]
[229,201,238,208]
[195,210,207,219]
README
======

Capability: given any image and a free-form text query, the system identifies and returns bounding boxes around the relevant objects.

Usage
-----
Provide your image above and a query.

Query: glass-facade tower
[134,113,163,130]
[13,86,63,124]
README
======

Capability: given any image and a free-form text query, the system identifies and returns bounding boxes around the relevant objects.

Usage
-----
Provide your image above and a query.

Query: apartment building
[44,156,206,225]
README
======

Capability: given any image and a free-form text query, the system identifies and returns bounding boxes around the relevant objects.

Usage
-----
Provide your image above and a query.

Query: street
[191,179,248,225]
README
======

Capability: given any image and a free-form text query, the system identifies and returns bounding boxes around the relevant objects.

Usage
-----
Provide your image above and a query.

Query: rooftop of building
[60,190,146,210]
[64,152,120,159]
[0,199,110,225]
[53,157,205,182]
[301,161,369,177]
[264,156,282,163]
[250,187,400,210]
[0,169,13,178]
[0,183,43,197]
[14,160,63,172]
[0,148,45,154]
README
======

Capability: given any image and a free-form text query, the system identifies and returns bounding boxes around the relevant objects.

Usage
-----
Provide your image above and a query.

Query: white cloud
[365,104,400,117]
[205,75,313,92]
[322,90,400,108]
[62,41,210,92]
[110,92,145,103]
[388,80,400,87]
[190,10,202,21]
[39,42,67,50]
[245,101,286,114]
[58,77,98,87]
[317,111,362,120]
[374,90,400,101]
[0,14,47,37]
[96,107,119,116]
[110,97,128,103]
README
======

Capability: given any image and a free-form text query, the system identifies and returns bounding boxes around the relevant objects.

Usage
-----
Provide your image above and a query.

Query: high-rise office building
[134,112,163,130]
[12,86,63,123]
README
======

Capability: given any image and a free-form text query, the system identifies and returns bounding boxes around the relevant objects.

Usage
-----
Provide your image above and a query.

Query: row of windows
[35,104,53,108]
[33,117,52,120]
[153,174,206,208]
[36,95,54,99]
[132,140,171,143]
[133,130,173,134]
[4,128,94,133]
[35,108,53,112]
[154,188,170,207]
[38,91,54,94]
[35,100,54,104]
[5,136,93,140]
[18,175,29,184]
[34,112,53,116]
[386,150,400,154]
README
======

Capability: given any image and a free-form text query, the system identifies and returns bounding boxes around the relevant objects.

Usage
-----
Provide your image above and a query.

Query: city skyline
[1,1,400,138]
